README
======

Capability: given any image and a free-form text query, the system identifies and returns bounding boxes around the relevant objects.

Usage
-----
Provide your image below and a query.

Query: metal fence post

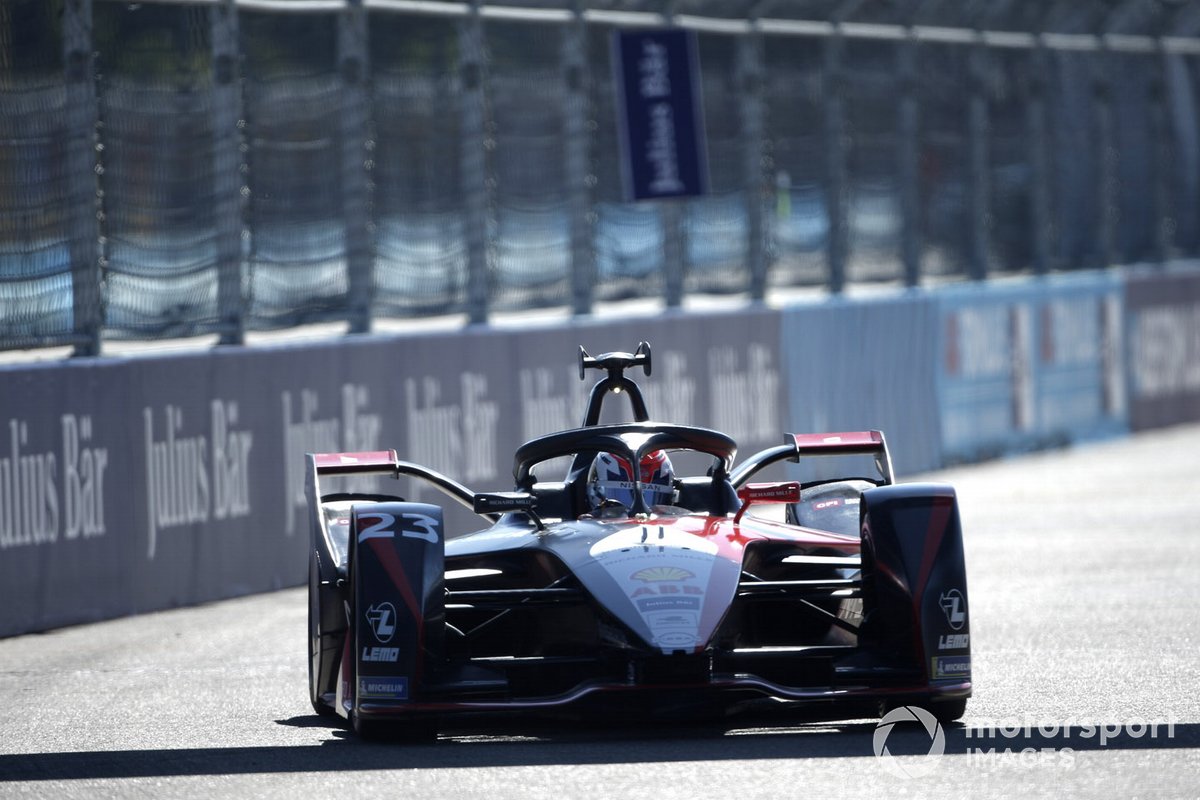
[340,0,373,333]
[460,1,490,325]
[660,191,686,306]
[1093,45,1117,268]
[212,0,245,345]
[660,0,686,309]
[1151,41,1174,264]
[967,38,990,282]
[63,0,101,357]
[738,25,767,302]
[564,1,594,316]
[1027,39,1052,276]
[897,32,920,288]
[823,31,847,294]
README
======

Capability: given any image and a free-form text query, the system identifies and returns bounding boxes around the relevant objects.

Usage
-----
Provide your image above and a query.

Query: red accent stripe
[915,496,954,598]
[365,538,428,685]
[910,496,954,672]
[367,539,423,623]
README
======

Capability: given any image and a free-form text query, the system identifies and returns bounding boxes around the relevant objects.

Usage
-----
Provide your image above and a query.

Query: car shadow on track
[3,717,1197,781]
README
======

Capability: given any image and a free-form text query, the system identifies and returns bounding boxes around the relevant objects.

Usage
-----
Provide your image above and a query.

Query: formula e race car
[305,343,971,739]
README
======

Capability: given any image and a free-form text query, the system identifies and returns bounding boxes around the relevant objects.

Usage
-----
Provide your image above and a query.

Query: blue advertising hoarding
[935,273,1128,464]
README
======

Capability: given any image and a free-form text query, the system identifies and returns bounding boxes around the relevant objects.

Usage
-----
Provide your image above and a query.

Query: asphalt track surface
[2,424,1198,798]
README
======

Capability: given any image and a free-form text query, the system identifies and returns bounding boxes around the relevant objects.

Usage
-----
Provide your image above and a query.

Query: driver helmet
[587,450,676,511]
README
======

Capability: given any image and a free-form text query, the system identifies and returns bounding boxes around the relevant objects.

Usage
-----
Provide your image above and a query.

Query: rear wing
[789,431,894,485]
[305,450,489,517]
[311,450,400,477]
[731,430,894,487]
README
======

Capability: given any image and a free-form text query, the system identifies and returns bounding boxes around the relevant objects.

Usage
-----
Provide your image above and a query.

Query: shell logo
[631,566,695,583]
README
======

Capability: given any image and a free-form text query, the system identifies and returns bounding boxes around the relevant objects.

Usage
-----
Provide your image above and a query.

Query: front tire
[930,697,967,723]
[308,551,336,717]
[352,712,439,743]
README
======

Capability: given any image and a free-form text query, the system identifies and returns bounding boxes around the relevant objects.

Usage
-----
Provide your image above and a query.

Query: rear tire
[351,711,382,739]
[308,552,336,717]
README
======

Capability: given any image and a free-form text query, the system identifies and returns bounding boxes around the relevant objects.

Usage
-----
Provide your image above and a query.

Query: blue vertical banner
[612,27,709,201]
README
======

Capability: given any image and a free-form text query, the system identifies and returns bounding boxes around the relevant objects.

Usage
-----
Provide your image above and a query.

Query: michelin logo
[359,676,409,700]
[932,656,971,678]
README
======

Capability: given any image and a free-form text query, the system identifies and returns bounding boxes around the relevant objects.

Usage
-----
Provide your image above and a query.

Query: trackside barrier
[2,265,1197,637]
[1124,266,1200,430]
[0,309,785,637]
[780,293,943,478]
[932,272,1129,464]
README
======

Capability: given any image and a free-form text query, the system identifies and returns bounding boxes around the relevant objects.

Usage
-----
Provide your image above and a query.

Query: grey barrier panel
[1,359,135,632]
[781,294,942,479]
[0,308,784,637]
[0,343,394,637]
[1125,266,1200,430]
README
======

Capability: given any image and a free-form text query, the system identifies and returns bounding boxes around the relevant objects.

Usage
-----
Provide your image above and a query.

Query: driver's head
[587,450,675,511]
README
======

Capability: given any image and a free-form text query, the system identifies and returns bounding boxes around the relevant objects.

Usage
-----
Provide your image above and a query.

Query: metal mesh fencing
[987,46,1036,277]
[683,33,744,296]
[1049,49,1102,272]
[488,18,572,311]
[588,20,664,304]
[2,0,1200,354]
[917,43,971,281]
[371,13,466,317]
[240,9,348,329]
[762,35,826,288]
[0,2,74,347]
[93,2,223,338]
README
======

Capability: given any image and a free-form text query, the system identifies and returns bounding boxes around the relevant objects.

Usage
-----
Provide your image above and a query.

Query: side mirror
[473,491,544,530]
[734,481,801,524]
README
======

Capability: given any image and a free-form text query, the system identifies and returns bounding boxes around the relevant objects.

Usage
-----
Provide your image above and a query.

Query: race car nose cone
[577,523,740,655]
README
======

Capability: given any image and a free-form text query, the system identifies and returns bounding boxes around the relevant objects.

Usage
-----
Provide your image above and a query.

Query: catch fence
[2,0,1199,354]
